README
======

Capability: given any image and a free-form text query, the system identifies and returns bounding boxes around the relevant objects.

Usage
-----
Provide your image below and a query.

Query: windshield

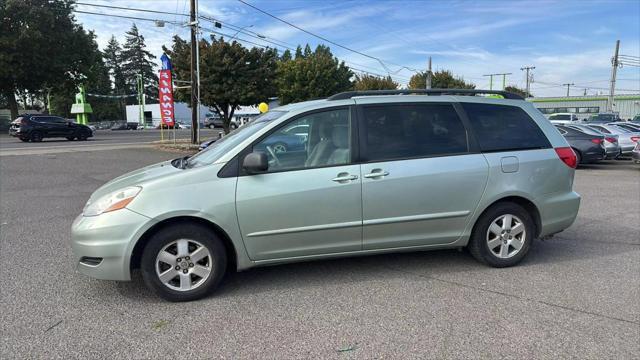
[187,110,287,167]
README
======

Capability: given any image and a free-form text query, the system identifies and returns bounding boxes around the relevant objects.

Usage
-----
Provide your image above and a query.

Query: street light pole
[189,0,199,144]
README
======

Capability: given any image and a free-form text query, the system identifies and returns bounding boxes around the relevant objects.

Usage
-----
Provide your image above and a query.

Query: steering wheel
[265,145,281,166]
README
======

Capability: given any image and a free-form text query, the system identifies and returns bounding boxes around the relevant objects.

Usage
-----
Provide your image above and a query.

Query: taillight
[605,137,617,143]
[590,138,603,144]
[631,136,639,142]
[555,147,577,168]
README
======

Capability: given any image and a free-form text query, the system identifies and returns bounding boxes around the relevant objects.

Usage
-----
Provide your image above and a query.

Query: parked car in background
[566,124,621,159]
[111,122,140,130]
[71,89,581,301]
[555,124,606,164]
[631,115,640,124]
[199,138,217,151]
[207,117,238,130]
[608,122,640,133]
[9,114,93,142]
[586,124,639,156]
[632,142,640,164]
[548,113,581,124]
[587,113,622,123]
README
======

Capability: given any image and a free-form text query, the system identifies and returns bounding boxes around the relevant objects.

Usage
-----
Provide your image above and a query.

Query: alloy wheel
[486,214,526,259]
[155,239,213,291]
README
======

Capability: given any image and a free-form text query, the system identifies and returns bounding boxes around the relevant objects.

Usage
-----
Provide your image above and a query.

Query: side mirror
[242,152,268,174]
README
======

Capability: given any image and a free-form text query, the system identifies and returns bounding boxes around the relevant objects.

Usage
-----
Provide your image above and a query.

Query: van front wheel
[140,223,227,301]
[468,202,534,267]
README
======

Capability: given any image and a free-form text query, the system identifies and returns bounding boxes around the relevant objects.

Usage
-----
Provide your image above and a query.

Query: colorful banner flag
[159,54,175,127]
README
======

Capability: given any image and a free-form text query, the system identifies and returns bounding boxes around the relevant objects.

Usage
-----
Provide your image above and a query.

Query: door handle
[363,169,389,179]
[332,173,358,183]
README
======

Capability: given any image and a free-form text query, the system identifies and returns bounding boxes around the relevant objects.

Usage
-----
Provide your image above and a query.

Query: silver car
[71,90,581,301]
[586,124,639,156]
[566,124,621,159]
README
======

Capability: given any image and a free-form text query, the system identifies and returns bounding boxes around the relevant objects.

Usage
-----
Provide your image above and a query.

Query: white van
[548,113,581,124]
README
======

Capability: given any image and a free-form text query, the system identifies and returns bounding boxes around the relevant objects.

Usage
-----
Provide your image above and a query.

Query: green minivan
[71,90,581,301]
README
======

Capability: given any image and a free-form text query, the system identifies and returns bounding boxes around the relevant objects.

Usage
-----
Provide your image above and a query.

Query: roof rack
[327,89,524,101]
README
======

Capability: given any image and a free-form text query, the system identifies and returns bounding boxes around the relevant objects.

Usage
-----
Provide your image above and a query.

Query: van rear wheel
[468,202,534,267]
[140,223,227,302]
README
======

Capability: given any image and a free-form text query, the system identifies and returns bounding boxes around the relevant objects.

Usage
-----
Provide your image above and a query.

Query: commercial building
[527,94,640,120]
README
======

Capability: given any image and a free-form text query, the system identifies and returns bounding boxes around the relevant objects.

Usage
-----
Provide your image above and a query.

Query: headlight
[83,186,142,217]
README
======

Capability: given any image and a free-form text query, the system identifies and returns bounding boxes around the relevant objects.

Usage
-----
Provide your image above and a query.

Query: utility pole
[563,83,574,97]
[483,73,512,90]
[520,66,535,98]
[189,0,199,144]
[607,40,620,112]
[425,57,432,89]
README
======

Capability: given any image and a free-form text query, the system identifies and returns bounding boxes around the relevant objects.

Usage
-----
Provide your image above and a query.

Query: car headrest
[332,126,349,149]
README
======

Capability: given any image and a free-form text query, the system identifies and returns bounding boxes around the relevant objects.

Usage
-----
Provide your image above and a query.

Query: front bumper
[71,209,152,281]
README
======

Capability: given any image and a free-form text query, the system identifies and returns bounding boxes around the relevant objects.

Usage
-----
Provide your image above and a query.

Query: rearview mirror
[242,152,268,174]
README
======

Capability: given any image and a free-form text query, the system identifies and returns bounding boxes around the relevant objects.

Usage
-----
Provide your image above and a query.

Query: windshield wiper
[171,155,191,169]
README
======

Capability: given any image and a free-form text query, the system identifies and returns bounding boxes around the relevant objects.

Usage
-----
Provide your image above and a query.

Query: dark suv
[9,114,93,142]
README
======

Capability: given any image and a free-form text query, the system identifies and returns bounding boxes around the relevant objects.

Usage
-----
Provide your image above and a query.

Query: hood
[89,160,181,201]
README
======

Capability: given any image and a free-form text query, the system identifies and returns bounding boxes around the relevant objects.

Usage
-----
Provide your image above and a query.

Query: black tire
[467,202,534,267]
[140,223,227,302]
[66,136,75,141]
[208,124,215,129]
[230,123,238,130]
[30,131,43,142]
[573,148,582,165]
[19,138,29,142]
[77,131,89,141]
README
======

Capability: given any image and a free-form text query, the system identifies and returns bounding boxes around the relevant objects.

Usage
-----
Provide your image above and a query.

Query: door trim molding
[246,220,362,237]
[363,211,470,226]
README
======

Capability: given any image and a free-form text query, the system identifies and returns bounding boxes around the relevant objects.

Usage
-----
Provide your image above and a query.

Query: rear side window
[462,103,551,152]
[361,103,468,162]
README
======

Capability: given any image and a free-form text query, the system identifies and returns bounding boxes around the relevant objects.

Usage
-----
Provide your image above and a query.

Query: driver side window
[254,108,351,172]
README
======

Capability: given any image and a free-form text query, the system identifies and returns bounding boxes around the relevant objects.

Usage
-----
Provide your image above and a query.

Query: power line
[236,0,420,74]
[75,2,409,81]
[76,2,188,17]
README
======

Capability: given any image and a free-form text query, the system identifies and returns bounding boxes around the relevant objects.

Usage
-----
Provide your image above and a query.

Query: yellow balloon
[258,102,269,113]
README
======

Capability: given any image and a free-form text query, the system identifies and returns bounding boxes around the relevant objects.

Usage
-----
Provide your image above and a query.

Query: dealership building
[527,94,640,120]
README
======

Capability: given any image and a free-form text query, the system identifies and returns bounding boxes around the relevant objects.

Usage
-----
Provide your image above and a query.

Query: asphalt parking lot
[0,143,638,358]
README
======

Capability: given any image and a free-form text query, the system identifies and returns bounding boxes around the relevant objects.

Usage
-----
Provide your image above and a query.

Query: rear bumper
[537,191,581,237]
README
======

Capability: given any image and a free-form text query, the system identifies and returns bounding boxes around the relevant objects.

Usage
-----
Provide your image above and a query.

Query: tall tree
[164,36,278,133]
[103,36,128,115]
[353,74,398,91]
[504,85,532,98]
[408,70,475,90]
[0,0,101,119]
[121,24,158,104]
[277,44,353,105]
[49,33,119,121]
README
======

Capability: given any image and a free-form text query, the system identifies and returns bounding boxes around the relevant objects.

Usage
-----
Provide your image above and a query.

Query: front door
[236,107,363,261]
[357,102,489,249]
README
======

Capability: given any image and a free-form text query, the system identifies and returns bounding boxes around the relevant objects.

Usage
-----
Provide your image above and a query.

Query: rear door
[357,102,489,249]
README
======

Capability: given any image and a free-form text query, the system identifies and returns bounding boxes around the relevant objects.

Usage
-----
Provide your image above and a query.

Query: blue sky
[75,0,640,97]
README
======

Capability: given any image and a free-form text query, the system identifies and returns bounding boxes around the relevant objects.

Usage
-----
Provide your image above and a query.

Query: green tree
[504,85,532,98]
[277,44,353,105]
[0,0,102,119]
[49,34,120,121]
[408,70,475,90]
[353,74,398,91]
[164,36,278,133]
[121,24,158,104]
[103,36,128,115]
